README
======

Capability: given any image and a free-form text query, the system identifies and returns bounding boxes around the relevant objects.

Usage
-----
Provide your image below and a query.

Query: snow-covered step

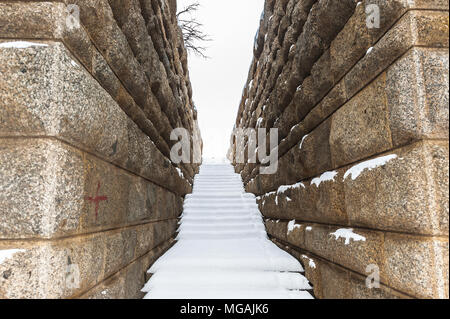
[144,289,313,299]
[182,207,260,213]
[148,239,303,272]
[181,213,261,219]
[186,194,252,200]
[178,223,265,231]
[183,203,258,210]
[143,161,313,300]
[176,232,267,240]
[184,195,255,205]
[179,216,263,223]
[176,228,267,236]
[142,271,311,292]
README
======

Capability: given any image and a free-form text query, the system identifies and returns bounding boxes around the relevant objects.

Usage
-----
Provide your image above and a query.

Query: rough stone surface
[230,0,449,299]
[0,0,199,299]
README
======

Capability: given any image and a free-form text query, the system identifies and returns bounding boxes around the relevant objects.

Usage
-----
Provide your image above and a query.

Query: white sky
[178,0,265,159]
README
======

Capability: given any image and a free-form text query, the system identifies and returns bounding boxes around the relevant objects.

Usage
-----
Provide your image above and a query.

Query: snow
[330,228,366,245]
[143,162,312,299]
[299,134,309,149]
[366,47,374,55]
[306,226,312,232]
[302,255,316,269]
[311,171,338,187]
[277,182,305,195]
[0,249,25,264]
[290,124,298,132]
[287,220,301,234]
[343,154,398,181]
[0,41,48,49]
[176,167,185,179]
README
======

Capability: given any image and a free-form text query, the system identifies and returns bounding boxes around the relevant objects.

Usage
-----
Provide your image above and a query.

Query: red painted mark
[85,182,108,220]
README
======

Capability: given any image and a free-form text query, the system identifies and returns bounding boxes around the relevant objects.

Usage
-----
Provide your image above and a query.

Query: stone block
[0,138,183,239]
[0,232,110,298]
[344,10,449,99]
[0,40,190,196]
[386,47,449,146]
[330,73,393,167]
[344,141,449,236]
[384,233,449,298]
[0,2,65,39]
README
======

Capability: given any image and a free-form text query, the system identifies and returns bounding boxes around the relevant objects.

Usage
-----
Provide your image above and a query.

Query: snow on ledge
[277,182,305,195]
[311,171,338,187]
[330,228,366,245]
[287,220,301,234]
[299,134,309,150]
[176,167,185,179]
[343,154,398,181]
[0,249,25,264]
[0,41,48,49]
[301,255,316,269]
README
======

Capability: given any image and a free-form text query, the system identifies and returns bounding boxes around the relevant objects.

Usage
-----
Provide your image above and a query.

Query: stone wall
[229,0,449,298]
[0,0,201,298]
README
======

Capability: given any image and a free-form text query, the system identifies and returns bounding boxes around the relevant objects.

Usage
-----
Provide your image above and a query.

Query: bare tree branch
[177,2,210,58]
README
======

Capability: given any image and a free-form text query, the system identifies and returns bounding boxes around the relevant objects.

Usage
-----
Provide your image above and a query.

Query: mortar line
[0,135,188,197]
[254,138,449,196]
[0,217,179,244]
[263,217,449,240]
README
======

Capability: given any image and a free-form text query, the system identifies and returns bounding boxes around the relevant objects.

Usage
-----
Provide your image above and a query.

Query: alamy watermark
[65,263,80,290]
[231,128,278,175]
[366,4,380,29]
[169,127,279,174]
[366,264,380,289]
[66,4,80,30]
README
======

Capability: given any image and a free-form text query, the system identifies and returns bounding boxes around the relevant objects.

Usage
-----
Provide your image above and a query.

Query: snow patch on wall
[330,228,366,245]
[176,167,185,179]
[287,220,301,234]
[0,249,25,264]
[277,182,305,195]
[343,154,398,181]
[311,171,338,187]
[302,255,316,269]
[299,134,309,150]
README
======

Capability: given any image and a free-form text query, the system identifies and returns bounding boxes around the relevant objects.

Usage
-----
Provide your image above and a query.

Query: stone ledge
[0,219,177,299]
[0,137,183,239]
[237,7,449,182]
[246,46,449,196]
[0,1,199,182]
[268,223,448,298]
[0,40,192,195]
[271,237,414,299]
[77,238,175,299]
[257,140,448,236]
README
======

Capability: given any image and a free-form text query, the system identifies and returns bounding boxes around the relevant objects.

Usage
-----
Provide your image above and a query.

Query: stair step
[142,271,312,292]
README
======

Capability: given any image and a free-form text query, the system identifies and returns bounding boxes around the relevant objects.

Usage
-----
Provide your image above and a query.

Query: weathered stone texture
[0,0,199,298]
[230,0,449,299]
